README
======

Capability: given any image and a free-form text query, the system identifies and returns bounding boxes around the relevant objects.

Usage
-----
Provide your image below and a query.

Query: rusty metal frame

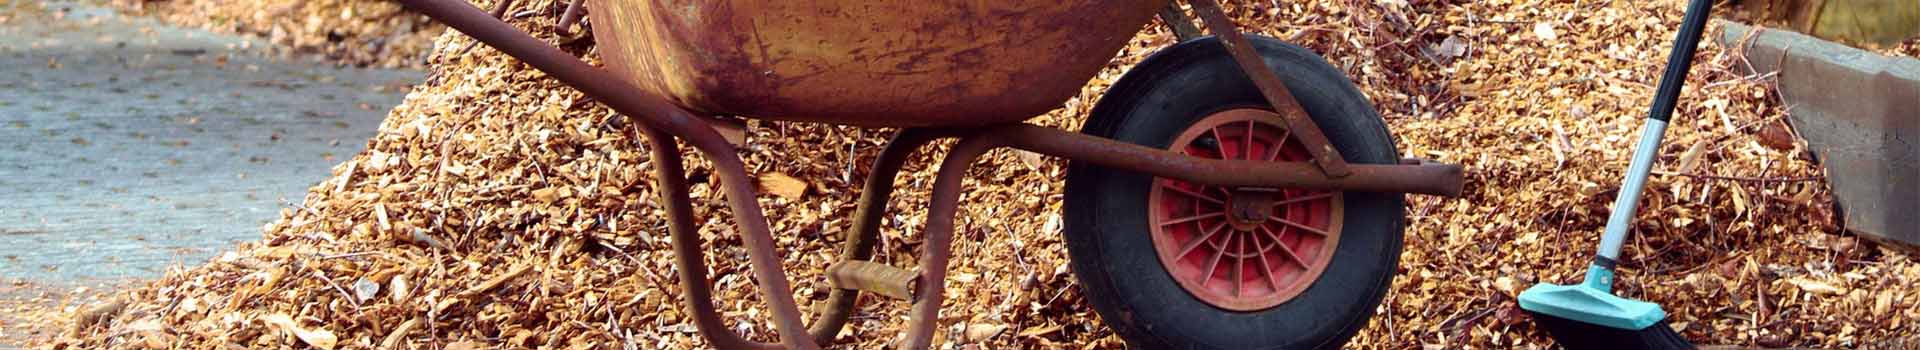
[394,0,1463,348]
[1157,2,1203,42]
[1187,0,1354,177]
[487,0,587,36]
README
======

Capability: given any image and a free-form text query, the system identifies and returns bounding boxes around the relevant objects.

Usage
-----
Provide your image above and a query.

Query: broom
[1515,0,1712,349]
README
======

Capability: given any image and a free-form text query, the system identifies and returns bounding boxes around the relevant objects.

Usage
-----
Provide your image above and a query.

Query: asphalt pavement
[0,0,419,294]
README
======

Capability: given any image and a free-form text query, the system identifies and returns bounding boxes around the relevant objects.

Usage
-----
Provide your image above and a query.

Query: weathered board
[1718,21,1919,247]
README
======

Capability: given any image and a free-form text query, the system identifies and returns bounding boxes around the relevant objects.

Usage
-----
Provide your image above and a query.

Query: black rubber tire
[1064,36,1406,350]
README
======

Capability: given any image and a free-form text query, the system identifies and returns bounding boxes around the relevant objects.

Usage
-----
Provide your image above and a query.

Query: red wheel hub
[1148,109,1344,311]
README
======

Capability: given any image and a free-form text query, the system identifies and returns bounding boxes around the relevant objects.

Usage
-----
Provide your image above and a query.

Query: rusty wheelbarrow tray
[587,0,1160,127]
[1717,21,1920,248]
[397,0,1466,349]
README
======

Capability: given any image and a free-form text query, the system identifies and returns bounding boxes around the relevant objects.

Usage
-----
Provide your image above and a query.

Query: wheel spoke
[1139,113,1351,309]
[1160,182,1224,205]
[1210,185,1234,198]
[1199,233,1228,287]
[1264,128,1291,161]
[1159,212,1223,226]
[1269,192,1334,208]
[1176,221,1229,259]
[1242,120,1256,161]
[1258,225,1307,267]
[1232,232,1247,296]
[1208,126,1227,160]
[1268,216,1330,236]
[1251,234,1282,291]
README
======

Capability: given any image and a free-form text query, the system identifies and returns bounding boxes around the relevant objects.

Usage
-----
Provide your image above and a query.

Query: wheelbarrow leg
[489,0,514,19]
[808,129,949,343]
[898,132,1003,350]
[490,0,588,36]
[554,0,587,36]
[644,127,976,350]
[390,1,825,347]
[700,135,827,349]
[637,126,783,350]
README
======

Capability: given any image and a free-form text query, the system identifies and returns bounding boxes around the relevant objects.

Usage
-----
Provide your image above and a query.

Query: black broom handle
[1595,0,1715,264]
[1646,0,1715,123]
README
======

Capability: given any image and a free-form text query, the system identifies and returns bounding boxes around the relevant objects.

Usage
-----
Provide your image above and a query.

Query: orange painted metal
[1147,109,1343,311]
[585,0,1166,127]
[1188,0,1351,176]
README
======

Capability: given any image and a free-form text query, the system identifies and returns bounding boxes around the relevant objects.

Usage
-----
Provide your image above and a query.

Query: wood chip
[262,314,338,350]
[24,1,1916,350]
[379,318,418,349]
[758,172,809,200]
[458,264,532,297]
[1786,277,1847,295]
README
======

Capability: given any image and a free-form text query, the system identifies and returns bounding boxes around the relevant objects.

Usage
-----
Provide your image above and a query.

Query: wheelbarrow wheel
[1065,36,1405,350]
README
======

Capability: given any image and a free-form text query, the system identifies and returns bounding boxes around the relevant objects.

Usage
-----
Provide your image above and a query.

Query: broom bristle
[1529,311,1694,350]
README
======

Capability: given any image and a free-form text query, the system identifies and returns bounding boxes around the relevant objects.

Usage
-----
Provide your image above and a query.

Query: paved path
[0,0,419,293]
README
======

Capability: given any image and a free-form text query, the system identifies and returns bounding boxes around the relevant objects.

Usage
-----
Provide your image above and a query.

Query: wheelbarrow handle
[392,1,824,349]
[394,0,726,153]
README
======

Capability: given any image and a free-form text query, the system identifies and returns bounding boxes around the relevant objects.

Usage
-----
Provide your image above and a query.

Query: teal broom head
[1517,279,1666,331]
[1518,265,1690,350]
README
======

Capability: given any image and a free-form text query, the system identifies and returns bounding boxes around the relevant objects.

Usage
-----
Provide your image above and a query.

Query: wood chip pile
[30,0,1920,349]
[115,0,443,68]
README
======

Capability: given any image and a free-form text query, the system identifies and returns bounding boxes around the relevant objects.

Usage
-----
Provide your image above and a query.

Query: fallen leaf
[381,318,419,349]
[446,340,487,350]
[122,317,165,332]
[1017,324,1063,338]
[1757,120,1796,151]
[1533,22,1558,41]
[1675,139,1708,174]
[1874,291,1894,317]
[1785,277,1846,295]
[1015,150,1048,172]
[1493,276,1520,297]
[963,323,1009,342]
[758,172,809,200]
[532,187,559,203]
[1438,35,1468,57]
[262,314,338,350]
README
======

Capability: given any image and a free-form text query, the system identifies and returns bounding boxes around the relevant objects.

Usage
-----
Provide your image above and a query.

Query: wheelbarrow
[395,0,1467,348]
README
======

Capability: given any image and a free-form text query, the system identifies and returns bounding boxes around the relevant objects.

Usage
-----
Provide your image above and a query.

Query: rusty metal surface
[641,127,951,349]
[899,132,997,350]
[632,121,1460,350]
[992,124,1464,196]
[1188,0,1352,177]
[1718,21,1920,246]
[887,124,1462,348]
[556,0,587,36]
[585,0,1165,127]
[825,261,919,300]
[391,2,823,347]
[398,1,1464,348]
[489,0,592,42]
[638,127,782,350]
[805,129,947,342]
[1157,2,1202,42]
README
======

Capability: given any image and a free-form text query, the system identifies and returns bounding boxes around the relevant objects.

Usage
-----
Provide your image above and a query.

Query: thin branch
[1653,171,1823,183]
